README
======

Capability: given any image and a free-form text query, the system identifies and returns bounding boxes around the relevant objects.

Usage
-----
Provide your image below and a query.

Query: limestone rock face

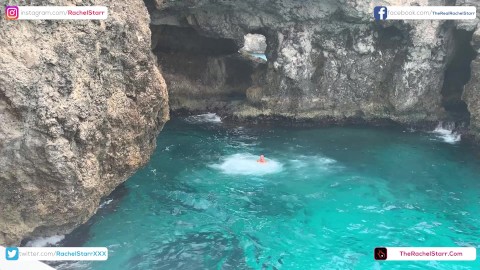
[151,0,475,127]
[458,0,480,140]
[0,0,169,245]
[240,34,267,54]
[463,27,480,139]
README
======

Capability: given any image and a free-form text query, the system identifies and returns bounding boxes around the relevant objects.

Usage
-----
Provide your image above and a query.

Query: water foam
[211,153,283,175]
[99,199,113,208]
[432,122,461,144]
[185,113,222,124]
[289,155,337,170]
[26,235,65,247]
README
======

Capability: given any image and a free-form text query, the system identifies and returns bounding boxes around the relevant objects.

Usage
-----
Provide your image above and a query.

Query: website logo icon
[5,6,19,20]
[374,247,387,260]
[5,247,19,260]
[374,6,388,20]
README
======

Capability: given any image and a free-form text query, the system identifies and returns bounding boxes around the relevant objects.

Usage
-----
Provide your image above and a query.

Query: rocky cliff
[150,0,478,130]
[1,0,480,246]
[0,0,168,245]
[459,0,480,140]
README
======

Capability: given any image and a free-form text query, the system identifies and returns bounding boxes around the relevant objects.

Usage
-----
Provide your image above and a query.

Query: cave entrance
[150,25,264,113]
[441,28,476,123]
[239,33,268,61]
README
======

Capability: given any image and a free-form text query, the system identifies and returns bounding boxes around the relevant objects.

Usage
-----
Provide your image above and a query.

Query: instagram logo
[5,6,19,20]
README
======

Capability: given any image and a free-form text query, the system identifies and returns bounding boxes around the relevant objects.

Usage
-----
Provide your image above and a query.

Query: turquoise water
[250,53,267,61]
[58,116,480,270]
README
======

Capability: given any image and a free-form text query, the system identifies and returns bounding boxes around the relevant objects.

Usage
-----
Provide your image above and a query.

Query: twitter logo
[5,247,19,260]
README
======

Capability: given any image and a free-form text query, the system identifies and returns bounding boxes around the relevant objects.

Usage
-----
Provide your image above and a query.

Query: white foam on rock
[432,123,461,144]
[211,153,283,175]
[26,235,65,247]
[185,113,222,124]
[99,199,113,208]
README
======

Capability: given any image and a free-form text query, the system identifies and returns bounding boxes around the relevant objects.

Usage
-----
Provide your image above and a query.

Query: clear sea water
[57,116,480,270]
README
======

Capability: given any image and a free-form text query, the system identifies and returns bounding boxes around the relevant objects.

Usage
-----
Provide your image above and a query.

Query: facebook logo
[374,6,388,20]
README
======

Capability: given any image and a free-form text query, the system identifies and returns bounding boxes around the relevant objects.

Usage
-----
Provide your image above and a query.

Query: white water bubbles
[210,153,283,176]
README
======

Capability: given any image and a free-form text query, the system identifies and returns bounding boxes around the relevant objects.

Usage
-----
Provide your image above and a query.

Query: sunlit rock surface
[0,0,169,245]
[240,34,267,54]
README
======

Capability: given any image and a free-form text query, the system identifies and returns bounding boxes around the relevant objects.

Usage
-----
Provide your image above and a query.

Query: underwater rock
[128,231,248,270]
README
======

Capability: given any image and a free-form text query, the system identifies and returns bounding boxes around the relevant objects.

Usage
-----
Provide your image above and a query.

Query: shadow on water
[128,231,250,270]
[58,183,130,247]
[47,184,130,269]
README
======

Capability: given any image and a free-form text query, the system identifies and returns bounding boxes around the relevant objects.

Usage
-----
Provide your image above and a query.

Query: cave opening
[239,33,268,61]
[150,24,268,114]
[152,25,239,56]
[441,28,476,124]
[375,24,408,50]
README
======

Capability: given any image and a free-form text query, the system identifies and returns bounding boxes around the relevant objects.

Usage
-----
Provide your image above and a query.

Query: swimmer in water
[257,155,267,163]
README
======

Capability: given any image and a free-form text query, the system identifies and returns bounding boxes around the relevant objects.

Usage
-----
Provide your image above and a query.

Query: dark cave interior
[150,24,268,111]
[441,28,476,124]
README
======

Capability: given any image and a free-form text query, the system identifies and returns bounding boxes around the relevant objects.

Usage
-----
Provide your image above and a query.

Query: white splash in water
[26,235,65,247]
[211,153,283,175]
[99,199,113,208]
[432,122,461,144]
[185,113,222,124]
